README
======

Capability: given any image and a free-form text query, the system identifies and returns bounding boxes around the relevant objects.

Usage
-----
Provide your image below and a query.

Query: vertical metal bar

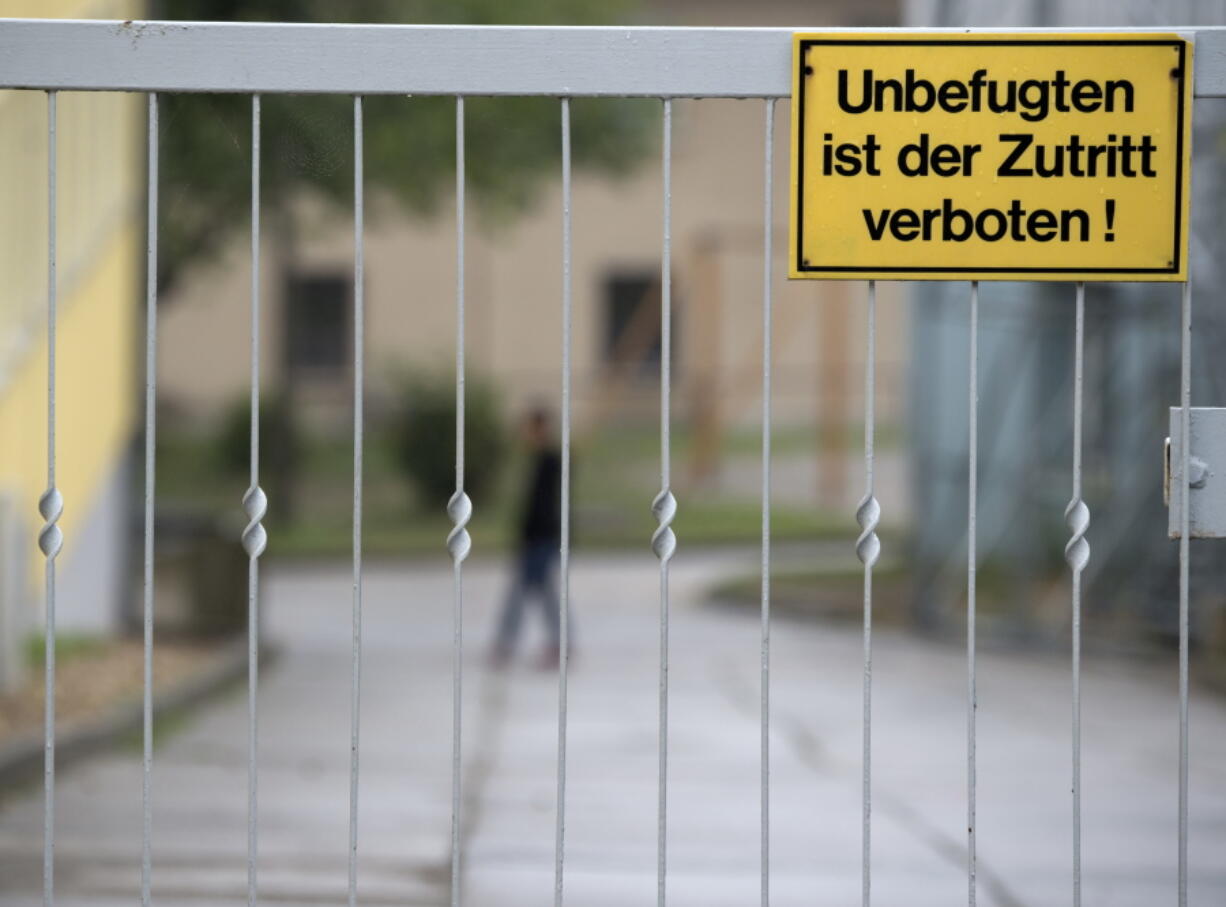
[241,94,267,907]
[856,280,880,907]
[652,96,676,907]
[141,91,158,907]
[759,96,775,907]
[1178,277,1191,907]
[347,94,365,907]
[966,280,978,907]
[40,89,61,907]
[447,94,472,907]
[1064,282,1089,907]
[553,95,573,907]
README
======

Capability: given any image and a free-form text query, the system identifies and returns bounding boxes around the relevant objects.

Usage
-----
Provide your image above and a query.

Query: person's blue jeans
[494,541,563,653]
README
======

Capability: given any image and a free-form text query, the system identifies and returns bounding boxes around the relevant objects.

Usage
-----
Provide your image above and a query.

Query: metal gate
[2,18,1224,907]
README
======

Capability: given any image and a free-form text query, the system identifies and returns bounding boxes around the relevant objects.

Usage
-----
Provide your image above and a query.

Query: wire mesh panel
[2,19,1221,907]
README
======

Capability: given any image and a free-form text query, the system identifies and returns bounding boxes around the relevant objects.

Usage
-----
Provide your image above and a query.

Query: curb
[0,637,263,797]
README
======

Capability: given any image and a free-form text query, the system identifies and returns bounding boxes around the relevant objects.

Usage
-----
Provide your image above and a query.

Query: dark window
[285,273,350,376]
[603,270,676,374]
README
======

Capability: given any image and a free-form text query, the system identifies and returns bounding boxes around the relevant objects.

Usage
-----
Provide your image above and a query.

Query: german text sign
[789,34,1192,281]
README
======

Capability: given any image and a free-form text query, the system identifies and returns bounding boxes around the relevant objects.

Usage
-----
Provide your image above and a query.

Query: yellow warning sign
[789,34,1192,281]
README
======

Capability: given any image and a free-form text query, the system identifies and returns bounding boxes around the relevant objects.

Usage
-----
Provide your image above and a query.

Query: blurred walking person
[490,406,568,669]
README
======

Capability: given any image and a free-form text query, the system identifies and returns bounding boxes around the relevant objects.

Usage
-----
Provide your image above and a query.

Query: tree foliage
[392,370,507,510]
[153,0,652,289]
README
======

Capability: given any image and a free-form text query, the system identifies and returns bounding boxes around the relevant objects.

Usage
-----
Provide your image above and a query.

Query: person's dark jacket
[519,448,562,544]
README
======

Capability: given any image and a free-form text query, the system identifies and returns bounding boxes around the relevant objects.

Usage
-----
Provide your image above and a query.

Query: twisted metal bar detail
[652,489,676,563]
[855,493,880,569]
[447,490,472,564]
[242,486,268,560]
[38,488,63,560]
[1064,499,1090,574]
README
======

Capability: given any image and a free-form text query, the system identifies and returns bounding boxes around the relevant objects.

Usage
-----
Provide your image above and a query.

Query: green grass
[567,422,903,463]
[157,422,861,560]
[23,633,107,667]
[707,555,1055,630]
[269,496,848,559]
[708,563,910,622]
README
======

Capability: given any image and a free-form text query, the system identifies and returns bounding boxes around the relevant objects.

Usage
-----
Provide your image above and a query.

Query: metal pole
[966,280,979,907]
[1065,282,1089,907]
[241,93,267,907]
[40,88,61,907]
[1177,277,1191,907]
[347,94,365,907]
[447,94,473,907]
[141,91,159,907]
[759,96,776,907]
[553,95,573,907]
[857,280,880,907]
[652,96,676,907]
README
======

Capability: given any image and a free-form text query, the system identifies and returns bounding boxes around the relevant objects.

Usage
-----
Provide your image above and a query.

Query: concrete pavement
[2,550,1225,905]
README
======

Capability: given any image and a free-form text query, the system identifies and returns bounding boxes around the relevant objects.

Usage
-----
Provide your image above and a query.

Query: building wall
[0,0,144,645]
[157,0,908,441]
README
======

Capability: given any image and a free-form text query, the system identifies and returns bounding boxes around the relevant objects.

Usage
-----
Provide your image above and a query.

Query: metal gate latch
[1166,407,1226,539]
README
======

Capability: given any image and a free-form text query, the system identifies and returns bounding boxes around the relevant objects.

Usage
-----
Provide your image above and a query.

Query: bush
[393,371,507,509]
[214,394,298,480]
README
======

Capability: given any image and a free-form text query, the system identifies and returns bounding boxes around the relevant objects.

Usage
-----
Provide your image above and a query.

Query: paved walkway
[2,551,1226,905]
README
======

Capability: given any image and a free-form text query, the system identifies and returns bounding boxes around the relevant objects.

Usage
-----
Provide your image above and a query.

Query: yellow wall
[0,0,133,18]
[0,0,144,595]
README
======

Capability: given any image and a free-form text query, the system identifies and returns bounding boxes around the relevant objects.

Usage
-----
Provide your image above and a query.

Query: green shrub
[214,394,298,479]
[393,371,507,509]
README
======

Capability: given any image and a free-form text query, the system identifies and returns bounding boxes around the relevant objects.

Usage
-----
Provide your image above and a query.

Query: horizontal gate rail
[1,21,1226,97]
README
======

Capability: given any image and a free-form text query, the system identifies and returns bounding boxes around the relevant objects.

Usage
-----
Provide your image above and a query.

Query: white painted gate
[2,18,1224,907]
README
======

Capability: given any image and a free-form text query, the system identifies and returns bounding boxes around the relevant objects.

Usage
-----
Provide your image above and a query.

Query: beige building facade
[158,1,906,452]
